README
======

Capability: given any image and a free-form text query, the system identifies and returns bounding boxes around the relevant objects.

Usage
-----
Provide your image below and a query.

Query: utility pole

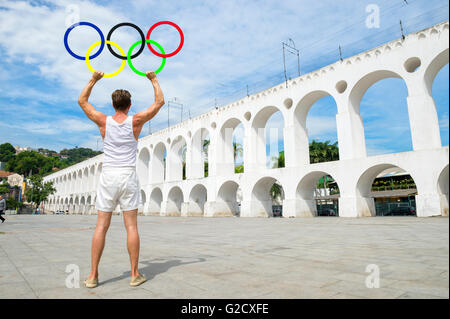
[167,98,184,125]
[282,38,300,88]
[400,20,405,40]
[339,45,343,62]
[246,84,249,97]
[282,43,287,88]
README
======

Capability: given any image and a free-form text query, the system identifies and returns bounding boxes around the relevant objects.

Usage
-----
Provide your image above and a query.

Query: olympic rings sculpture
[63,21,183,77]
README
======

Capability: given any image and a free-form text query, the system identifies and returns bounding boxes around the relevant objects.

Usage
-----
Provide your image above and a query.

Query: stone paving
[0,214,448,299]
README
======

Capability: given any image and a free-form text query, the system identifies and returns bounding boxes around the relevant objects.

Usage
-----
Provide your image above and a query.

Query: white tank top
[102,115,138,167]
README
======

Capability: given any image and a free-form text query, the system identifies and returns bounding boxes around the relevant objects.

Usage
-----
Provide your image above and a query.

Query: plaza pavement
[0,214,448,299]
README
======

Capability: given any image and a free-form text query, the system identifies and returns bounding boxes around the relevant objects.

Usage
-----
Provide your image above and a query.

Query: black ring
[106,22,145,60]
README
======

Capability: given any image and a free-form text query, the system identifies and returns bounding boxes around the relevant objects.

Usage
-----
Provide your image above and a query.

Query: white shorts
[95,166,141,212]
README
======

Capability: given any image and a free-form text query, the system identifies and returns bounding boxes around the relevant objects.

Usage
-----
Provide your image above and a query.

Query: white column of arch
[336,89,367,160]
[405,76,442,150]
[245,126,266,172]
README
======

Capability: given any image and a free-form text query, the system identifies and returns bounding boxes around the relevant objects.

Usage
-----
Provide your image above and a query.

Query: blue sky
[0,0,448,159]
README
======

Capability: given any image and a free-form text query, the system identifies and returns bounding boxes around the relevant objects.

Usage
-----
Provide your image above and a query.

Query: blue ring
[64,22,105,60]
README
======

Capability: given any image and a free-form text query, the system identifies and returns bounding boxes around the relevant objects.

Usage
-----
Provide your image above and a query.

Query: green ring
[127,39,166,75]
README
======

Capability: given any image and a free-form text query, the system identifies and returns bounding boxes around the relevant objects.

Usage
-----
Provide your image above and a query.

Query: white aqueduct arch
[43,21,449,218]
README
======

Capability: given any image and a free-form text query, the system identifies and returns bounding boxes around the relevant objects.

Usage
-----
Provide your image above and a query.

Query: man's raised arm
[78,71,106,126]
[133,71,165,130]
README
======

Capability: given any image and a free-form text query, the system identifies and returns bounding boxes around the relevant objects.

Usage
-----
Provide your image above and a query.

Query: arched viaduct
[43,21,449,218]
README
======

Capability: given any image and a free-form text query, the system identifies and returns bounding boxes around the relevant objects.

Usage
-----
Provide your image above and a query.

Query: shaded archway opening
[77,170,82,193]
[424,48,449,96]
[137,148,150,185]
[139,189,146,214]
[71,172,76,193]
[188,184,207,216]
[169,136,187,181]
[80,196,86,215]
[357,164,417,216]
[252,106,284,170]
[69,197,74,214]
[190,128,210,178]
[63,176,67,194]
[296,171,340,217]
[89,166,95,191]
[149,187,162,216]
[431,63,449,146]
[83,168,88,191]
[217,180,241,217]
[252,177,285,217]
[219,118,244,175]
[181,144,187,180]
[266,112,285,169]
[166,186,183,216]
[358,75,412,156]
[306,96,339,163]
[74,196,79,214]
[295,91,339,164]
[95,164,102,190]
[152,143,166,183]
[87,195,92,214]
[438,165,449,216]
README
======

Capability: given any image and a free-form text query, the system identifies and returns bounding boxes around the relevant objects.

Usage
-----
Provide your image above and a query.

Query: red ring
[146,21,184,58]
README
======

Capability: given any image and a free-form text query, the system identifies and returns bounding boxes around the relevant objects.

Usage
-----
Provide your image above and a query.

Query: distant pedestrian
[0,195,6,223]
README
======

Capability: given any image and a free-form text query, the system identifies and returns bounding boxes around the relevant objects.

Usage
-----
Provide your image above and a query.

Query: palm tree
[181,145,187,180]
[269,151,285,201]
[309,140,339,163]
[203,139,209,177]
[271,150,285,168]
[233,142,243,162]
[202,139,210,159]
[233,141,244,173]
[270,182,283,203]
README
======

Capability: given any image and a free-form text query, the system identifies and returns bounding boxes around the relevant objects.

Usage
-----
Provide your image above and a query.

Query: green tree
[233,141,244,173]
[267,150,286,200]
[271,150,285,168]
[25,175,56,213]
[0,181,10,195]
[59,147,102,165]
[203,139,210,177]
[270,182,283,202]
[233,142,243,161]
[0,143,16,163]
[6,197,24,211]
[309,140,339,163]
[234,164,244,173]
[6,151,48,176]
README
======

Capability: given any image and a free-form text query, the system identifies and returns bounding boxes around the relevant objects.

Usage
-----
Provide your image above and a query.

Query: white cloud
[306,116,337,141]
[0,117,97,135]
[0,0,447,152]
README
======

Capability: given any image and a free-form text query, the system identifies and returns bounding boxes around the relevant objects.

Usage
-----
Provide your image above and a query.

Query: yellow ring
[85,40,126,78]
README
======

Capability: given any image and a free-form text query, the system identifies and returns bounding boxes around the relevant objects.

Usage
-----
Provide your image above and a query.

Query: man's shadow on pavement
[100,257,206,286]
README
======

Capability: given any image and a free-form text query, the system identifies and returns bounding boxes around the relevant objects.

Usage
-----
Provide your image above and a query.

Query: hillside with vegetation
[0,142,102,177]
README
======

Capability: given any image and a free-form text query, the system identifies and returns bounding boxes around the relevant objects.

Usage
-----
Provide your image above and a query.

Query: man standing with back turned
[78,70,164,288]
